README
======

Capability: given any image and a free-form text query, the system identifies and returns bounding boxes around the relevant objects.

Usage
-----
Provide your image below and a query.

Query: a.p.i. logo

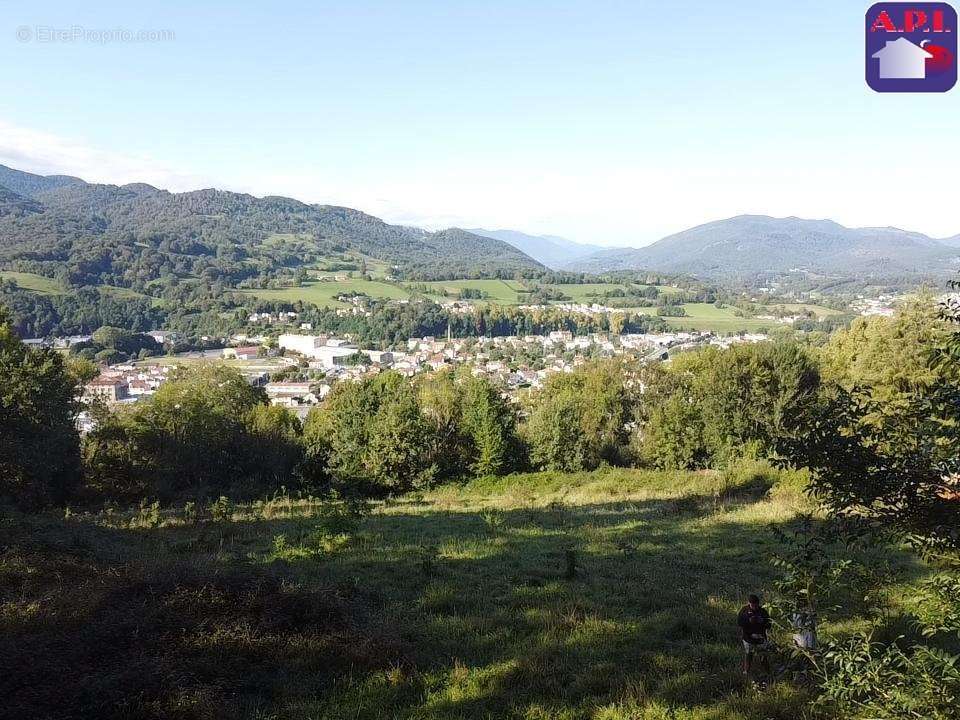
[866,3,957,91]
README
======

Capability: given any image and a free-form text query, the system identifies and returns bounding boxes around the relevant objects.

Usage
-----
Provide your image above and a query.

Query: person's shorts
[743,640,771,655]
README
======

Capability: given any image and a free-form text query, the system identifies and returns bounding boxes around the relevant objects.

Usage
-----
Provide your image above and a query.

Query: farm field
[98,285,164,306]
[628,303,784,333]
[665,303,777,332]
[3,467,917,719]
[420,279,528,304]
[244,278,412,307]
[539,283,651,302]
[0,271,63,294]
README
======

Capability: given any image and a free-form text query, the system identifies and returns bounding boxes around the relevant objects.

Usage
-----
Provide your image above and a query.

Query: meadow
[243,275,839,334]
[0,270,63,294]
[420,279,529,304]
[658,304,778,333]
[244,277,413,307]
[1,466,916,720]
[0,265,842,335]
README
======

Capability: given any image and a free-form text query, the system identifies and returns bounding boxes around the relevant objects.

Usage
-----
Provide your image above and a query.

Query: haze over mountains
[466,229,605,270]
[3,163,957,286]
[556,215,960,280]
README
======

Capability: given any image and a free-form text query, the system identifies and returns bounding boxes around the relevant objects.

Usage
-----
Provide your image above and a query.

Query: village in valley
[58,287,910,433]
[78,326,753,428]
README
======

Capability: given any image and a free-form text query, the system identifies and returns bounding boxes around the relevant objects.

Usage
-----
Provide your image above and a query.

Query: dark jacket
[737,605,771,644]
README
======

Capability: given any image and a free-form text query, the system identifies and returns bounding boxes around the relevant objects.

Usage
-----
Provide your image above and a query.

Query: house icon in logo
[872,36,934,79]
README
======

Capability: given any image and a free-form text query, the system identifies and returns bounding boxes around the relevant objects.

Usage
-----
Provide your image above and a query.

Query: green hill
[0,164,545,291]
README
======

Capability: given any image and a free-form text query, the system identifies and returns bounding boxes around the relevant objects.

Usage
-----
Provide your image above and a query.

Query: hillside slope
[0,165,544,286]
[566,215,959,280]
[468,228,605,269]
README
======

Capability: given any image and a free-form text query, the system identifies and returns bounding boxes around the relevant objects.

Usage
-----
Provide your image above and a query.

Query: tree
[643,393,709,470]
[242,405,304,491]
[457,374,520,476]
[637,342,822,470]
[83,365,268,501]
[524,360,637,471]
[0,307,82,508]
[696,341,821,465]
[777,295,960,718]
[307,372,436,493]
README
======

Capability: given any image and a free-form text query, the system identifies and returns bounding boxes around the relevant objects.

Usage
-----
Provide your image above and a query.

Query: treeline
[2,272,677,346]
[4,296,956,516]
[0,283,166,337]
[293,300,672,348]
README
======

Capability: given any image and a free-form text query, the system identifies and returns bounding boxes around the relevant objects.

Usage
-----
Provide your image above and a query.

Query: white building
[278,333,326,356]
[278,334,360,368]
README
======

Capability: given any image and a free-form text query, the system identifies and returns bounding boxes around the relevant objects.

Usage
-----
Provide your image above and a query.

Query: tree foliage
[523,360,639,471]
[83,365,278,501]
[0,308,82,508]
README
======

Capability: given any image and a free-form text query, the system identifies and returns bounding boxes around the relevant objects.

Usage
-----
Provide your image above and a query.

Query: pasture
[420,279,528,304]
[244,278,412,307]
[0,271,63,294]
[1,466,915,719]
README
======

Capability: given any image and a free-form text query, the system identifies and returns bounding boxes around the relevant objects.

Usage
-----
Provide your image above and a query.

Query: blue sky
[2,0,959,246]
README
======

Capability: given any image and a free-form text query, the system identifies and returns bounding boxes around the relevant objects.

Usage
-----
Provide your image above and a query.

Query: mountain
[564,215,960,280]
[0,186,42,218]
[0,165,84,198]
[0,165,545,286]
[467,228,605,270]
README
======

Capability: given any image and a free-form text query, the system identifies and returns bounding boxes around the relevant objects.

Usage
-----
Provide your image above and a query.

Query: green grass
[420,279,528,304]
[133,355,293,371]
[0,271,63,294]
[0,271,166,305]
[98,284,166,306]
[244,278,412,307]
[2,466,920,719]
[540,283,635,302]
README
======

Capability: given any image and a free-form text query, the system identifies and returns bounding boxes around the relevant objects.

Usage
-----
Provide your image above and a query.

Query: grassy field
[627,304,778,333]
[133,354,295,372]
[2,466,916,719]
[421,279,529,304]
[244,278,412,307]
[0,271,63,294]
[541,283,632,302]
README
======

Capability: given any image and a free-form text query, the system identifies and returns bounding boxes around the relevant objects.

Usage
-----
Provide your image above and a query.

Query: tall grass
[1,467,915,719]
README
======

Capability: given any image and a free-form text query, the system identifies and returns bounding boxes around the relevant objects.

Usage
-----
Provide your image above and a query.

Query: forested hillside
[0,165,545,291]
[568,214,960,280]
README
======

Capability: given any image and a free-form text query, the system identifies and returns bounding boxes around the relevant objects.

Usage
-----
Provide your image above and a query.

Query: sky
[1,0,959,247]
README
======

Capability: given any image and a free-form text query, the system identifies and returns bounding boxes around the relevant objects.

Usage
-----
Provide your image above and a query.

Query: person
[737,593,772,676]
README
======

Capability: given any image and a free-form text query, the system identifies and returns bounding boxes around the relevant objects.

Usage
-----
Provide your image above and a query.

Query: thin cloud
[0,119,215,192]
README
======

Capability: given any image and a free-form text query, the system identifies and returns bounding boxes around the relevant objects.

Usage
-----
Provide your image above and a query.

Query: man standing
[738,593,772,676]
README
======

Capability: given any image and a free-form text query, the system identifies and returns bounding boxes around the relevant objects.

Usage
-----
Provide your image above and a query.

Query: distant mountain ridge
[466,228,605,270]
[563,215,960,280]
[0,164,545,282]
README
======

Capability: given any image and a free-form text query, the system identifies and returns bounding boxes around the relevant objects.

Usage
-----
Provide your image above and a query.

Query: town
[77,326,770,428]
